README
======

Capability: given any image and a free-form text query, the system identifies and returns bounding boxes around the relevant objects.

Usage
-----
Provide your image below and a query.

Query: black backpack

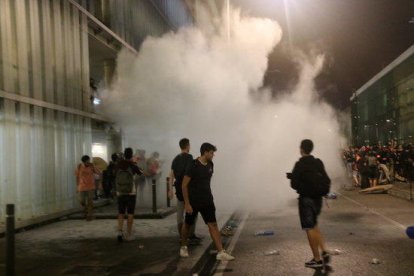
[303,159,331,197]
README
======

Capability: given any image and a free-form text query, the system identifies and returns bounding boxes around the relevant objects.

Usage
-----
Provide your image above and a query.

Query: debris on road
[327,249,343,255]
[138,245,144,249]
[359,184,393,194]
[370,258,381,264]
[264,250,280,256]
[227,220,238,228]
[221,226,234,236]
[325,192,337,199]
[254,230,274,236]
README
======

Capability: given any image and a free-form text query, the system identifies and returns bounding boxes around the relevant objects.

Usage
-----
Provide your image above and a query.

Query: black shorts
[368,166,379,179]
[117,195,136,215]
[185,203,216,225]
[299,196,322,229]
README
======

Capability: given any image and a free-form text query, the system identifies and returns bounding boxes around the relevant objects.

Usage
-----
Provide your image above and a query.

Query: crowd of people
[75,139,235,261]
[75,150,161,221]
[342,143,414,189]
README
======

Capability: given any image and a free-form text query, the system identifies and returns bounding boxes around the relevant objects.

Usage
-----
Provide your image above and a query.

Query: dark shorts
[185,203,216,225]
[368,166,379,179]
[299,196,322,229]
[117,195,136,215]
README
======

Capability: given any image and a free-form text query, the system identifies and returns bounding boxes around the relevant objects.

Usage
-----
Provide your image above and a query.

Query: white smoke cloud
[101,8,346,212]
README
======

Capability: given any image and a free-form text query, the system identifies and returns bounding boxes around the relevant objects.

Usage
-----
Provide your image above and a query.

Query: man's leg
[207,222,223,252]
[117,214,124,231]
[305,228,321,261]
[125,195,137,239]
[127,214,134,236]
[314,226,326,252]
[189,215,198,237]
[181,222,190,246]
[86,191,94,220]
[117,196,126,241]
[176,200,185,237]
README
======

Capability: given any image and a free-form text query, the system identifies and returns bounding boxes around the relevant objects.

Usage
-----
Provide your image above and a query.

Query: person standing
[179,143,234,261]
[288,139,331,268]
[115,147,144,242]
[102,153,119,198]
[169,138,201,244]
[75,155,101,221]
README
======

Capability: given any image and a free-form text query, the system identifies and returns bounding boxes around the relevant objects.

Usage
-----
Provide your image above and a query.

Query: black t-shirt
[171,152,193,201]
[290,155,330,198]
[185,158,214,207]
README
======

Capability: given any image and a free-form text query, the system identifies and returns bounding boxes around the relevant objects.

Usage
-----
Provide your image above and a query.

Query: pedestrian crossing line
[213,212,250,276]
[338,193,407,230]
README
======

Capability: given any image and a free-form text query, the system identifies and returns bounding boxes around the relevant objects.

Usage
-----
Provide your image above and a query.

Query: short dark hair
[300,139,313,154]
[200,142,217,155]
[179,138,190,150]
[81,155,90,163]
[124,147,133,159]
[111,153,118,162]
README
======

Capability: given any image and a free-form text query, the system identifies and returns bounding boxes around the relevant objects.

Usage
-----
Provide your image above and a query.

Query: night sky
[233,0,414,109]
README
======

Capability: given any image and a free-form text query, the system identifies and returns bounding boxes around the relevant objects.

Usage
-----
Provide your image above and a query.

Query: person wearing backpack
[288,139,331,268]
[115,147,144,242]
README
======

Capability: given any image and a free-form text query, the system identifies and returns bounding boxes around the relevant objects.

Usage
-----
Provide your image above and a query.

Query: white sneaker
[180,246,189,257]
[216,250,235,261]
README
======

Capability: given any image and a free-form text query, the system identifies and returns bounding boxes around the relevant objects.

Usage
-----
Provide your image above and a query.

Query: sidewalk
[388,181,414,200]
[0,203,234,275]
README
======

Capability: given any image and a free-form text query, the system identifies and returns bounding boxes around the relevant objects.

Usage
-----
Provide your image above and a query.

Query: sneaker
[305,259,323,268]
[180,246,189,258]
[216,250,235,261]
[117,231,124,242]
[322,251,330,264]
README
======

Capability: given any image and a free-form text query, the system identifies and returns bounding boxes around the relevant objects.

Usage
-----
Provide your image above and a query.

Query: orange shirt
[76,163,99,192]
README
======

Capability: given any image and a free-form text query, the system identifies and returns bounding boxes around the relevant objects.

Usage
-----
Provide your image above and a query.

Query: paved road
[207,189,414,276]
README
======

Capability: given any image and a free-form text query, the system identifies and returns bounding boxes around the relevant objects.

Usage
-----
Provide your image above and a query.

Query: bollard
[166,177,171,208]
[5,204,15,276]
[152,179,157,213]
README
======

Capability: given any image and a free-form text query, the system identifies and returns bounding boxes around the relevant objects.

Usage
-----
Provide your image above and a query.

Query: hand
[184,203,193,214]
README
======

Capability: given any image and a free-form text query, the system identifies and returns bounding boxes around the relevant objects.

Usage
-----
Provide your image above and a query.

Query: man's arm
[290,162,302,191]
[168,169,175,199]
[182,175,192,214]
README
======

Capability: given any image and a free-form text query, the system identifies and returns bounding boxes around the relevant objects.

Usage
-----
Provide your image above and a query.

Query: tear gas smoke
[101,8,346,212]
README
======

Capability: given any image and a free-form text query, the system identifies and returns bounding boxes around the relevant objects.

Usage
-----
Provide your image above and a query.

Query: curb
[0,199,111,238]
[66,206,177,219]
[191,212,240,275]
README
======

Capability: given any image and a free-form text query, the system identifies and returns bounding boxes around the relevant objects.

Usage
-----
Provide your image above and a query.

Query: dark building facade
[351,45,414,146]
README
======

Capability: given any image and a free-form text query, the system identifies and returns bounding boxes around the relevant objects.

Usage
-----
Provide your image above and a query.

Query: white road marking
[338,192,407,230]
[213,212,249,276]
